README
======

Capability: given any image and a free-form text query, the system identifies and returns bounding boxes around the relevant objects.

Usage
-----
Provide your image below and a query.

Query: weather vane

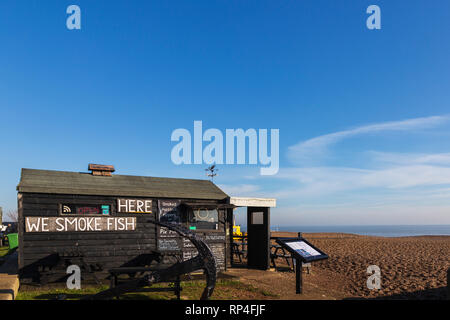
[205,165,218,181]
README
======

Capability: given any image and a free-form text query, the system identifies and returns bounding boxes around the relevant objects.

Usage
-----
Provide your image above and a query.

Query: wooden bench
[38,250,103,285]
[232,242,247,263]
[270,245,292,270]
[108,266,182,300]
[232,236,248,264]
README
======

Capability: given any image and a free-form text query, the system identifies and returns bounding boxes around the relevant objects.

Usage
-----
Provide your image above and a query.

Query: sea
[268,225,450,237]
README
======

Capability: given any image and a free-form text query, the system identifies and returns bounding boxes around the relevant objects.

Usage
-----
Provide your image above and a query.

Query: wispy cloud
[222,115,450,225]
[273,165,450,198]
[273,203,450,225]
[288,115,449,163]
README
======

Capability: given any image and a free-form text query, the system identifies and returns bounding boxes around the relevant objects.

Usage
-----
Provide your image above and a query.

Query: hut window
[61,204,111,215]
[189,208,218,230]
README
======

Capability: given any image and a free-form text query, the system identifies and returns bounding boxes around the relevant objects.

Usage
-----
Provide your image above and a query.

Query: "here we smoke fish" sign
[25,217,136,232]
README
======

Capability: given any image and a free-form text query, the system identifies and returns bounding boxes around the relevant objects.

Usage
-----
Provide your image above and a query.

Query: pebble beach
[271,232,450,299]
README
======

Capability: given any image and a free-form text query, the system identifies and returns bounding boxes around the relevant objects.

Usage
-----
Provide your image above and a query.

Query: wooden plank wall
[18,192,229,282]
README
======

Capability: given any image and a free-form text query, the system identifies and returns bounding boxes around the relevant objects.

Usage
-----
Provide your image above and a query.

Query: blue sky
[1,1,450,225]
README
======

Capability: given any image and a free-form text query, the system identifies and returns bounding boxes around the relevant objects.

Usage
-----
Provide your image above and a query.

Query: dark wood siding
[18,193,229,282]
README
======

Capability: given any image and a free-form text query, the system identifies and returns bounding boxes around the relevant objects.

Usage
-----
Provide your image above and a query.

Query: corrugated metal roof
[17,168,229,200]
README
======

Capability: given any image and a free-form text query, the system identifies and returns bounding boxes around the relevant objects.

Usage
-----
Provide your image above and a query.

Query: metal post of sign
[295,257,302,294]
[276,237,328,295]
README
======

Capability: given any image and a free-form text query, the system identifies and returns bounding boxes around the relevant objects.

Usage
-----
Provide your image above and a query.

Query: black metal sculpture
[82,221,217,300]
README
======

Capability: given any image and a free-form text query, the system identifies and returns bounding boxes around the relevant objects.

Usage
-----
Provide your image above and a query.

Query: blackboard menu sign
[209,243,225,268]
[206,233,226,242]
[183,237,195,248]
[158,238,180,251]
[180,240,225,270]
[159,226,178,238]
[276,238,328,263]
[158,200,182,238]
[182,249,198,261]
[158,200,181,224]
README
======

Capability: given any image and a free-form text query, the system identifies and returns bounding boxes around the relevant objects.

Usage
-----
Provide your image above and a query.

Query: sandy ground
[227,232,450,300]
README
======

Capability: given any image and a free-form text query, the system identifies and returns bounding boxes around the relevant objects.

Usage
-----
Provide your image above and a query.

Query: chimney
[88,164,115,177]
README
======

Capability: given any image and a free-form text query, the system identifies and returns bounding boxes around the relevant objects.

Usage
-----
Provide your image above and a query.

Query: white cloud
[273,164,450,197]
[222,115,450,225]
[288,115,449,162]
[218,183,260,197]
[272,204,450,226]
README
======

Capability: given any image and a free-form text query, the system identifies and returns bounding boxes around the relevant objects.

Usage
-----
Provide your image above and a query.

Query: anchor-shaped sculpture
[82,221,217,300]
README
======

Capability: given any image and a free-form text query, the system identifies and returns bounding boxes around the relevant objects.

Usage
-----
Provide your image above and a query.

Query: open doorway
[228,197,276,270]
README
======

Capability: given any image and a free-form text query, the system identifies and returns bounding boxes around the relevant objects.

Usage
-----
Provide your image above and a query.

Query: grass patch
[16,286,110,301]
[17,279,278,300]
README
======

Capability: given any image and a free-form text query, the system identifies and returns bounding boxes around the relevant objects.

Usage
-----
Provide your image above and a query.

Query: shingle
[17,168,228,200]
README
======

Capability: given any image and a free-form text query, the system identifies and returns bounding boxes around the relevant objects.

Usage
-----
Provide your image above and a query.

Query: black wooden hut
[16,165,235,283]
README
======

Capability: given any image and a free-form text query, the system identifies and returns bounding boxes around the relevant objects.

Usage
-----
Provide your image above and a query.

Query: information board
[276,237,328,263]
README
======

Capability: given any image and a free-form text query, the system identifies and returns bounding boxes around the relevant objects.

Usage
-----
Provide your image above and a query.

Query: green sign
[189,226,197,230]
[102,205,110,215]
